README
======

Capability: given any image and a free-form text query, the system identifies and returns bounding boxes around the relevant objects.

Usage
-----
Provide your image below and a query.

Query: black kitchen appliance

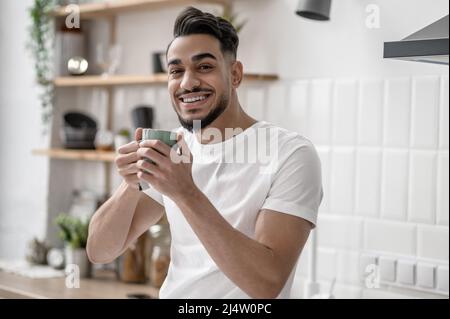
[131,106,154,131]
[62,111,97,149]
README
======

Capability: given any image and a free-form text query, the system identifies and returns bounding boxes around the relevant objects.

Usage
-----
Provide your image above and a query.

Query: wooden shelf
[33,148,115,162]
[50,0,230,19]
[54,74,168,87]
[54,73,279,87]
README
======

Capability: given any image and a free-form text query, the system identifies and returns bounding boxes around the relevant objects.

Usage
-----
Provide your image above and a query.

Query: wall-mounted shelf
[33,148,115,162]
[53,73,279,87]
[50,0,231,19]
[54,74,167,87]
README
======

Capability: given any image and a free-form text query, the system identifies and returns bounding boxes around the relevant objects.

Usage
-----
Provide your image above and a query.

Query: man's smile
[178,92,214,110]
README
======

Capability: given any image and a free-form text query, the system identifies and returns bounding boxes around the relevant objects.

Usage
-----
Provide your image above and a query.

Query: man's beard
[175,93,229,132]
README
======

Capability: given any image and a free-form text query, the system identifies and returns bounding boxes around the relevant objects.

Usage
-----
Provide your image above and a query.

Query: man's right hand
[115,128,143,190]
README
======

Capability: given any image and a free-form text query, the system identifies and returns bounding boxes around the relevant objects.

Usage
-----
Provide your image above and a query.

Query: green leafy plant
[219,6,247,33]
[27,0,56,133]
[55,213,90,249]
[118,128,131,138]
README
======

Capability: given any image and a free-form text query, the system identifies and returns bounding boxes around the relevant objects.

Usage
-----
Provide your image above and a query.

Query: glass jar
[116,232,149,283]
[149,223,171,288]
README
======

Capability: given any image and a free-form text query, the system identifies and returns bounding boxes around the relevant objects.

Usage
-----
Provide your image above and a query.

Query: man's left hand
[136,133,196,201]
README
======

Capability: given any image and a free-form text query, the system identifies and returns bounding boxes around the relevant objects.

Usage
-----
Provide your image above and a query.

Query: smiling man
[87,7,323,299]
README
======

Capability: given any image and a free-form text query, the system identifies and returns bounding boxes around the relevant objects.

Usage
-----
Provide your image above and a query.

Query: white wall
[276,75,449,299]
[0,0,448,298]
[237,0,448,78]
[0,0,50,259]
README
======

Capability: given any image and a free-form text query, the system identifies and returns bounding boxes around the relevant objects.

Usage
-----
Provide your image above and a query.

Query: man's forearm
[87,182,141,263]
[175,189,284,299]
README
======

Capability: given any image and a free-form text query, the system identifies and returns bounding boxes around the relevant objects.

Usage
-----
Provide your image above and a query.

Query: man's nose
[180,70,201,91]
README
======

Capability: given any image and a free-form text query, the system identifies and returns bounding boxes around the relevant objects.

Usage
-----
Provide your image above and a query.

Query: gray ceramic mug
[139,129,178,191]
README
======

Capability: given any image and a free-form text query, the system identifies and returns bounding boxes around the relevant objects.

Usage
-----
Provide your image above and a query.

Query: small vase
[65,246,91,278]
[114,135,129,151]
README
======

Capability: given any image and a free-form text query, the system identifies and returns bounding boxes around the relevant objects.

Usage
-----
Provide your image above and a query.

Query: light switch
[397,260,415,285]
[379,257,396,282]
[416,263,435,289]
[437,266,449,292]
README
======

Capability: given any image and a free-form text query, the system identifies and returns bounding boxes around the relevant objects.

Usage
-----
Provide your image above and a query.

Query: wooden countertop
[0,270,159,299]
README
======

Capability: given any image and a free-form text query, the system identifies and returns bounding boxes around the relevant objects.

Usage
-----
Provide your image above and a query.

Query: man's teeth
[182,95,208,103]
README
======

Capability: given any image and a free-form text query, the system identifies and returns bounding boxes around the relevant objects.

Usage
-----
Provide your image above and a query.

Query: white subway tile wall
[317,248,337,281]
[364,220,416,256]
[317,215,363,250]
[381,150,409,221]
[308,79,332,145]
[408,151,437,224]
[330,148,356,215]
[417,225,449,261]
[269,76,447,298]
[110,75,448,298]
[245,86,266,121]
[439,77,449,149]
[287,81,309,135]
[332,79,358,145]
[295,244,310,278]
[437,153,449,226]
[384,78,411,148]
[411,76,440,149]
[358,79,383,146]
[266,84,287,128]
[355,149,381,217]
[336,251,361,285]
[316,147,331,214]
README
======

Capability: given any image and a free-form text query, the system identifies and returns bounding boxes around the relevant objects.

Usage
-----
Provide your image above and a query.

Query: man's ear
[230,60,243,88]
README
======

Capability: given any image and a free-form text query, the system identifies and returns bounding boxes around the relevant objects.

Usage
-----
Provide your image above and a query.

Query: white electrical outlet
[417,263,435,289]
[397,260,415,285]
[437,266,449,292]
[379,257,396,282]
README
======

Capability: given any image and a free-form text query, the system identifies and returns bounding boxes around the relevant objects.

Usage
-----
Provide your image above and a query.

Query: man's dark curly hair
[169,6,239,60]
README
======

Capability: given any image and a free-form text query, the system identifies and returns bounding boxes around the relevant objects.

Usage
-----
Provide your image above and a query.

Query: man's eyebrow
[192,53,217,62]
[167,58,182,67]
[167,53,217,67]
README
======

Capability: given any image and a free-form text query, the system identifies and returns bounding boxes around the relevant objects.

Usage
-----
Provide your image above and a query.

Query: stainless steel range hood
[384,15,449,65]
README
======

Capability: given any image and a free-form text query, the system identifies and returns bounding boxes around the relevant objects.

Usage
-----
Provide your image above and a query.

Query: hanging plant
[27,0,56,133]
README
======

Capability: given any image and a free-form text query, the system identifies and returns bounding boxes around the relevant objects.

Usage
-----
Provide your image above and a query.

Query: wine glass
[96,43,122,77]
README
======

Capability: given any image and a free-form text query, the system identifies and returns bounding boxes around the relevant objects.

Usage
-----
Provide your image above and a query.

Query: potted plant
[114,128,131,150]
[55,213,91,277]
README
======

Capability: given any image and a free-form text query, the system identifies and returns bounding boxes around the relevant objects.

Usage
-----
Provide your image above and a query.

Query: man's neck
[195,100,257,144]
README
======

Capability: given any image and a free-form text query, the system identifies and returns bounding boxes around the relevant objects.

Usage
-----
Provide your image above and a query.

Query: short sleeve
[261,141,323,227]
[142,183,165,206]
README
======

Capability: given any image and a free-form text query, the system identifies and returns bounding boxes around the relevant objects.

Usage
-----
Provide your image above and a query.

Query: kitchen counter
[0,270,159,299]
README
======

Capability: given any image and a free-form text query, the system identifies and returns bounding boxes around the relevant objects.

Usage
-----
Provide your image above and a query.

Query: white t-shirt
[143,121,323,298]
